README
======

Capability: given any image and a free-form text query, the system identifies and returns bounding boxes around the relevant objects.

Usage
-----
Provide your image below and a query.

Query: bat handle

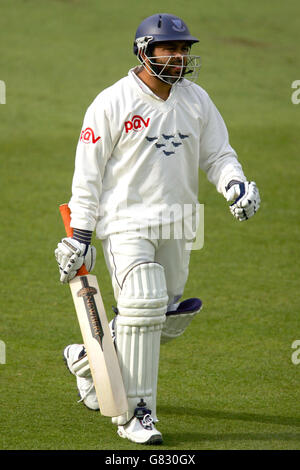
[59,203,89,276]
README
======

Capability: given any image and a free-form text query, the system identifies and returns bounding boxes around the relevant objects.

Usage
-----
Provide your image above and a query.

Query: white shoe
[117,401,163,445]
[63,344,99,411]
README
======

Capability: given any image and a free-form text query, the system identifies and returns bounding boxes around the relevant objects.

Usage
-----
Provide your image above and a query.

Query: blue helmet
[133,13,199,55]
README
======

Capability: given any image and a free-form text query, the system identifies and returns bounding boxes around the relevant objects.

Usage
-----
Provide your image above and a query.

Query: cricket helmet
[133,14,201,86]
[133,13,199,55]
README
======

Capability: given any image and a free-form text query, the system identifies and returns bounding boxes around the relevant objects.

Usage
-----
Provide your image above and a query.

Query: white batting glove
[55,238,96,283]
[225,180,261,221]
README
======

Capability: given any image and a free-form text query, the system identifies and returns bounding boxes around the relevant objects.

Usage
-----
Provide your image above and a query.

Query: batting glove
[55,237,96,283]
[225,180,261,221]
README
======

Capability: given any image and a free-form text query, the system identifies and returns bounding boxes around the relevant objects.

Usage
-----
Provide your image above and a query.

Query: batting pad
[112,262,168,426]
[161,298,202,344]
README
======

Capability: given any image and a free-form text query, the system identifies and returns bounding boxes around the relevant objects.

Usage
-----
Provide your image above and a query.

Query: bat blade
[59,203,128,417]
[69,274,128,417]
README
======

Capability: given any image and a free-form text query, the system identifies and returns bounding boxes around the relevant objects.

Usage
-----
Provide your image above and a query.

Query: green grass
[0,0,300,450]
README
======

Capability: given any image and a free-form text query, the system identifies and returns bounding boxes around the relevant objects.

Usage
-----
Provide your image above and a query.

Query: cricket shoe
[63,344,99,411]
[117,400,163,445]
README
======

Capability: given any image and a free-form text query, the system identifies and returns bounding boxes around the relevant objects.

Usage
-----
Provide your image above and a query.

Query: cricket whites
[59,204,128,417]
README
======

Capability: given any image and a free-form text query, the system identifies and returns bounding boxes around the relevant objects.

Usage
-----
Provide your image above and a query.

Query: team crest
[171,19,186,32]
[145,131,189,157]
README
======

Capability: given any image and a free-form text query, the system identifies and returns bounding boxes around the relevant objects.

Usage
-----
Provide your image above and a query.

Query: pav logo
[80,127,101,144]
[124,115,150,134]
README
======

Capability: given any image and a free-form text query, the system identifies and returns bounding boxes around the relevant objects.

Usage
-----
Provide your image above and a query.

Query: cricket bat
[59,203,128,417]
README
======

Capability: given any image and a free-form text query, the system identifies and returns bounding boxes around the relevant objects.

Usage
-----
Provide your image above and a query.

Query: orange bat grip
[59,203,89,276]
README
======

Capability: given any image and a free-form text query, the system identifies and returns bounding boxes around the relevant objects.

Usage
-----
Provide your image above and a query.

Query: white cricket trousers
[101,230,192,309]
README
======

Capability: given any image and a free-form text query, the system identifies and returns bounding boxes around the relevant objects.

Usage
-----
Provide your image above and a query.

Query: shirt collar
[128,67,177,102]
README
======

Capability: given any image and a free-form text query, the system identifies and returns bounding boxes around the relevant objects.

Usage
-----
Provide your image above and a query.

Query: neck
[136,68,172,101]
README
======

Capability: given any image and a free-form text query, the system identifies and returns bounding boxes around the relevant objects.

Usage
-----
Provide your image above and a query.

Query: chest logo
[125,115,150,134]
[145,132,189,156]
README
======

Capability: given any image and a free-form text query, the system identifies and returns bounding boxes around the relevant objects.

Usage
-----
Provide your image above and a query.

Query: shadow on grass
[159,406,300,448]
[159,406,300,427]
[159,406,300,447]
[162,431,300,448]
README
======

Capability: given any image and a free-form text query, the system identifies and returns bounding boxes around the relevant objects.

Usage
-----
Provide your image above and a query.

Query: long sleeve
[199,94,246,196]
[68,97,114,231]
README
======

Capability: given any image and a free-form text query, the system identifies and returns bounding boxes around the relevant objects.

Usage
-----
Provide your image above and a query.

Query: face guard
[136,36,201,86]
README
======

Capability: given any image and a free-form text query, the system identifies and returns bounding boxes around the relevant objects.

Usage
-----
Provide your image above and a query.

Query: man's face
[148,41,191,84]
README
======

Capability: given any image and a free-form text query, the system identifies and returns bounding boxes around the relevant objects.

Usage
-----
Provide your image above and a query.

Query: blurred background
[0,0,299,450]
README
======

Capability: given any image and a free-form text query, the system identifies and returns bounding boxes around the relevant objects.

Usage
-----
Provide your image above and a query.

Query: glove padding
[55,237,96,283]
[226,181,260,221]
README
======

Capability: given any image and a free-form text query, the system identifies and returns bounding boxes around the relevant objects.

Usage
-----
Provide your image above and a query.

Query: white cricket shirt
[69,67,246,238]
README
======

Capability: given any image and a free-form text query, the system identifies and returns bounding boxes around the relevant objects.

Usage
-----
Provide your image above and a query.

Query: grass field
[1,0,300,451]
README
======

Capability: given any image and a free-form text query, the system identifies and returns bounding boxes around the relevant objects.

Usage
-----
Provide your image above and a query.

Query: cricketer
[55,13,261,445]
